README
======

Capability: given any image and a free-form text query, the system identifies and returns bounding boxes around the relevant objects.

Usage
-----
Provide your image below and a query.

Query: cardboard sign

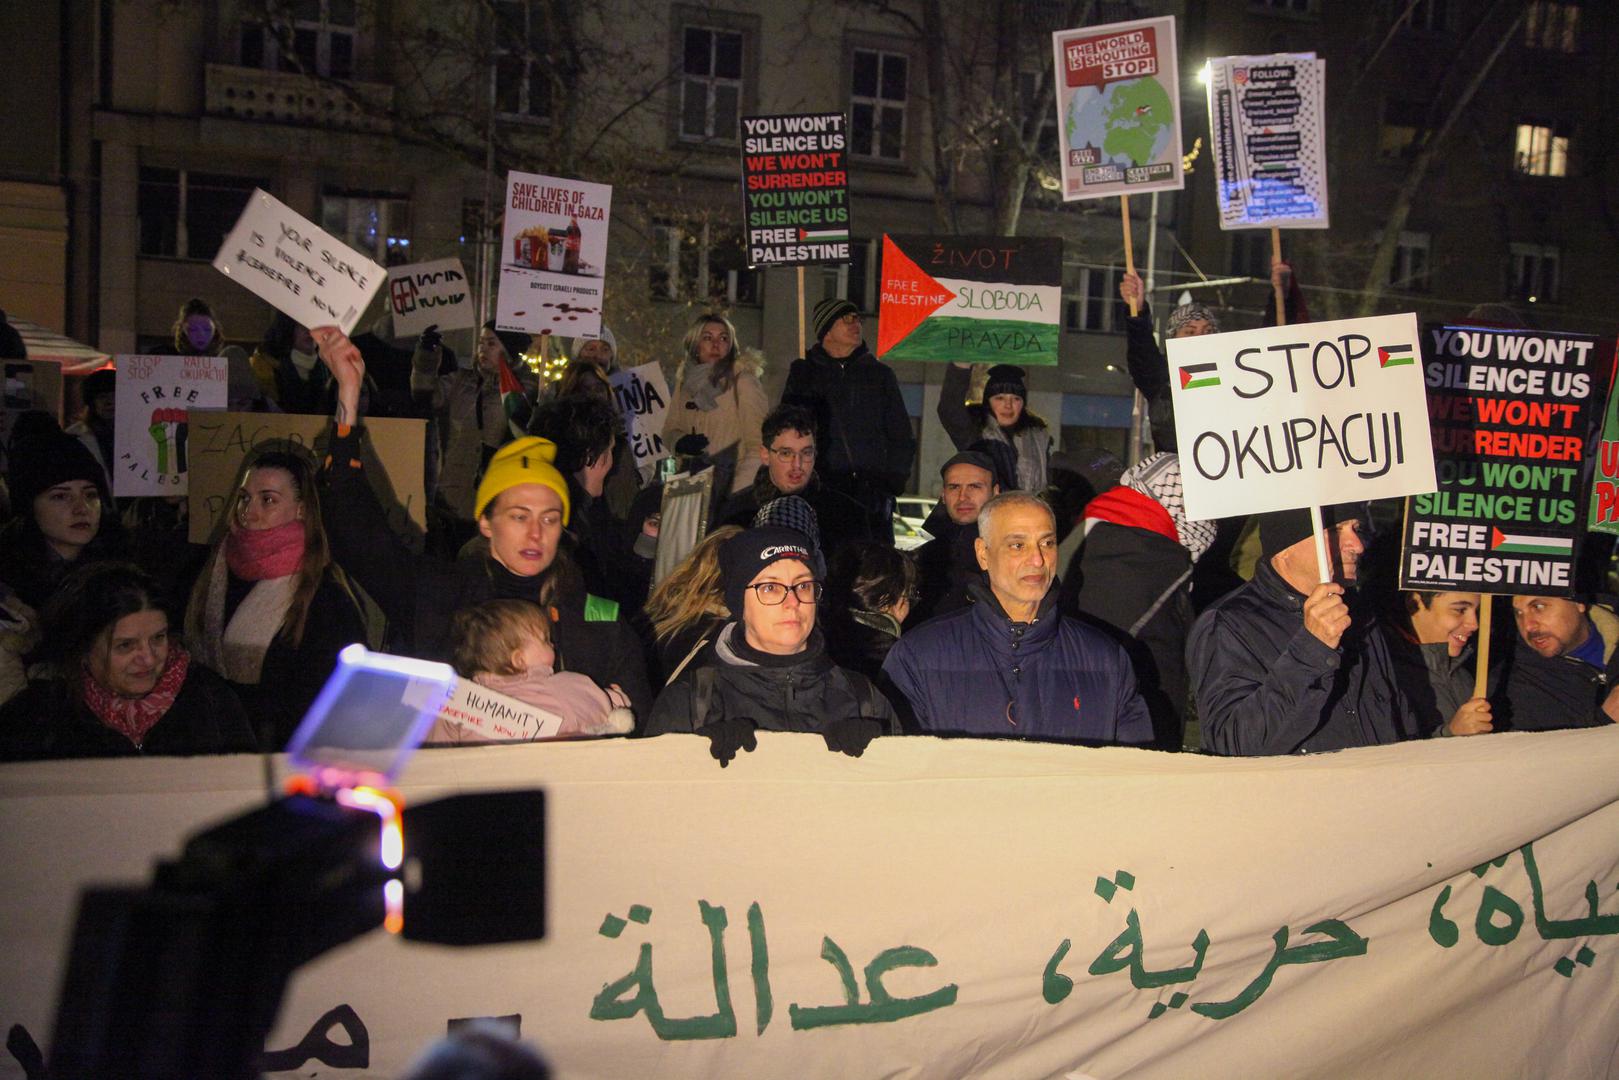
[1207,53,1330,230]
[185,411,427,544]
[877,235,1063,366]
[495,171,612,339]
[609,362,672,478]
[1587,341,1619,535]
[4,731,1619,1078]
[1051,16,1184,201]
[1401,326,1603,593]
[1165,314,1434,521]
[739,113,851,267]
[213,189,385,335]
[385,257,476,337]
[111,355,228,496]
[433,677,564,741]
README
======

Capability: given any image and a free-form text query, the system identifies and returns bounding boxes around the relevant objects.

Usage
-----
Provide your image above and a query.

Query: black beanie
[8,427,108,509]
[1258,502,1370,559]
[940,450,998,480]
[812,297,859,343]
[484,321,532,367]
[721,525,817,617]
[983,364,1027,401]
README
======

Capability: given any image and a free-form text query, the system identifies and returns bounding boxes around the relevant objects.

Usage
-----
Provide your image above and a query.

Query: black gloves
[418,324,442,352]
[673,433,710,457]
[697,715,757,767]
[822,717,884,758]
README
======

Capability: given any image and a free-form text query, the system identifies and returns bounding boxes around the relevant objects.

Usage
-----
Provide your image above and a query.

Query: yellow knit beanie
[473,437,571,523]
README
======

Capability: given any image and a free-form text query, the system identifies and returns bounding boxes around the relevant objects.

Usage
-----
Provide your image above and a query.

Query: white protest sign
[4,731,1619,1079]
[385,257,476,337]
[496,171,612,338]
[213,189,385,335]
[610,361,672,478]
[1207,54,1330,230]
[111,354,228,496]
[432,677,564,742]
[1166,313,1435,521]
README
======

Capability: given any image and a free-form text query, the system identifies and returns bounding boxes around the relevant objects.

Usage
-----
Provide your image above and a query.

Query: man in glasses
[715,404,877,558]
[884,492,1152,746]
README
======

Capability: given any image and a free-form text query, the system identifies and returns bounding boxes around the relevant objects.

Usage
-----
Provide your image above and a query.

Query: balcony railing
[205,64,394,133]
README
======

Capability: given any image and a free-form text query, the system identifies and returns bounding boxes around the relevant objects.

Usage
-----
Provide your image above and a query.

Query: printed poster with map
[876,235,1062,367]
[1207,53,1330,230]
[1051,15,1184,201]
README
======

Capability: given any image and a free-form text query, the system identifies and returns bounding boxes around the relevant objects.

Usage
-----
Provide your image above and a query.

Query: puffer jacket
[643,623,898,736]
[1188,560,1420,756]
[882,578,1152,745]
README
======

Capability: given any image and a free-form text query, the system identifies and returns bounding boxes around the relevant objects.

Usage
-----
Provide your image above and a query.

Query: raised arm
[936,363,980,451]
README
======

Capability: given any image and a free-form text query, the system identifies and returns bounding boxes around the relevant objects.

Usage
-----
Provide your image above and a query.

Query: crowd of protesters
[0,278,1613,767]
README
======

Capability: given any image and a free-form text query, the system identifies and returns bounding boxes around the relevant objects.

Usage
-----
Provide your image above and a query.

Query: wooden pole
[1309,504,1332,585]
[1121,195,1138,317]
[796,266,807,359]
[1270,226,1286,327]
[1473,595,1493,699]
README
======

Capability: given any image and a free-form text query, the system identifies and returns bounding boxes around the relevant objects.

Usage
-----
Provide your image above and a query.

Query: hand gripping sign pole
[1120,196,1138,318]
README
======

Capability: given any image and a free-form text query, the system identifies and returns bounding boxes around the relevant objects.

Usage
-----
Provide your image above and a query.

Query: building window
[1379,99,1427,158]
[1509,243,1559,302]
[1064,265,1122,333]
[1526,2,1580,51]
[137,168,263,260]
[850,49,908,161]
[320,189,410,265]
[680,25,743,142]
[239,0,357,80]
[1513,122,1569,177]
[650,219,760,306]
[494,1,552,121]
[1399,0,1447,31]
[1391,231,1431,292]
[1229,232,1270,280]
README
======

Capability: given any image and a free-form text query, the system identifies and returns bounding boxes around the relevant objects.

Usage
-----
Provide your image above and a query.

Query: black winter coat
[782,342,915,496]
[715,472,879,559]
[1188,561,1421,755]
[907,505,981,627]
[1497,607,1619,731]
[0,664,257,761]
[321,424,654,716]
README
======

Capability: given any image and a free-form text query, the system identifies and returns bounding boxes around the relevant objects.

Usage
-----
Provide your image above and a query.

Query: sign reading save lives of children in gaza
[877,235,1062,367]
[1400,326,1602,595]
[1165,313,1434,522]
[739,113,851,268]
[495,171,612,339]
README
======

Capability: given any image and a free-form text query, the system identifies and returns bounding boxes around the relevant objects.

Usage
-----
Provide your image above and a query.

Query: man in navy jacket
[882,492,1153,745]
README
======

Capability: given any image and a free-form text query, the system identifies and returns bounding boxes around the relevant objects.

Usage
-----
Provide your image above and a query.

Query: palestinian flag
[496,354,532,438]
[1378,344,1414,368]
[1490,527,1573,556]
[1178,363,1220,390]
[798,227,849,243]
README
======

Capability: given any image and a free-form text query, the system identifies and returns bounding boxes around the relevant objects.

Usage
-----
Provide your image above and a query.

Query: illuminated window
[1525,1,1580,52]
[1513,122,1569,177]
[320,189,411,265]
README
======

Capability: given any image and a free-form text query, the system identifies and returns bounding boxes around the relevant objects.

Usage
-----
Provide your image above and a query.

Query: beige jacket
[662,362,769,493]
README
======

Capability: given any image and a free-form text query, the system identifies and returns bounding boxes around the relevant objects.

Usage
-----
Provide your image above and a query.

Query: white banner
[111,354,228,496]
[609,361,672,478]
[386,257,477,337]
[4,730,1619,1078]
[1166,313,1435,521]
[496,172,612,339]
[1207,54,1330,230]
[213,189,385,336]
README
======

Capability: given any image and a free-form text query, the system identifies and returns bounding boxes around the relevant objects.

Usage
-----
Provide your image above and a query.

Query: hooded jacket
[882,578,1153,745]
[643,623,898,736]
[1189,560,1420,755]
[782,341,915,496]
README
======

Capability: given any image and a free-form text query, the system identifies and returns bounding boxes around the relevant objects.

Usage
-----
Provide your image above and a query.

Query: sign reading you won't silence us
[739,113,851,267]
[1166,313,1435,522]
[1401,325,1603,594]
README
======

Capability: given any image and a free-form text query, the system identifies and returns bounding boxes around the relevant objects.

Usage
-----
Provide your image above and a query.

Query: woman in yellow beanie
[309,327,653,717]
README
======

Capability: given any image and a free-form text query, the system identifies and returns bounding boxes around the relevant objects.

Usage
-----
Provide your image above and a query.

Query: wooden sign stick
[1121,195,1138,317]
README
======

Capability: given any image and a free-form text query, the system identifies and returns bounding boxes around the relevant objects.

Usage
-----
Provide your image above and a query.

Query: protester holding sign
[314,327,653,716]
[1383,589,1492,737]
[661,313,768,496]
[183,449,368,748]
[937,362,1052,492]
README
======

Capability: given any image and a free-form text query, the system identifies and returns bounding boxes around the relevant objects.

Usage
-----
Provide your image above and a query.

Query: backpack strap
[690,666,717,730]
[664,635,711,687]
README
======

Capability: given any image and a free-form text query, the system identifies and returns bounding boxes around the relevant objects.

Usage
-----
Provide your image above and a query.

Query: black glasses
[746,581,823,605]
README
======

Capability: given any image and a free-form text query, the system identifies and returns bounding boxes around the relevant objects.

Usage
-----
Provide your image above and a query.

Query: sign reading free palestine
[739,112,851,267]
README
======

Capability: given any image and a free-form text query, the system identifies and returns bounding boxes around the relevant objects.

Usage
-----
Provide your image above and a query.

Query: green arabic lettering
[1521,842,1619,940]
[788,937,959,1029]
[1086,908,1210,990]
[588,901,738,1040]
[1191,919,1368,1020]
[1474,886,1525,947]
[747,901,772,1035]
[1042,939,1074,1004]
[1428,885,1460,948]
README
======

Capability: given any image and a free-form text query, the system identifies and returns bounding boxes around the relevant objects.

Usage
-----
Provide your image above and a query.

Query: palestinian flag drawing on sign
[1378,344,1414,368]
[1179,363,1219,389]
[1490,528,1574,556]
[877,234,1063,366]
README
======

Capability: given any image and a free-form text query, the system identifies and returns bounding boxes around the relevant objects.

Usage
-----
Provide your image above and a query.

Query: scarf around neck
[82,644,190,748]
[226,520,306,580]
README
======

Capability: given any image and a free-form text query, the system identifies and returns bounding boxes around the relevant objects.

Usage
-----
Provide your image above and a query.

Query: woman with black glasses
[642,526,899,763]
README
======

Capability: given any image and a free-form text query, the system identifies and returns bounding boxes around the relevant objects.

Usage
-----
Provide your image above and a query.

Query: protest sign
[1585,340,1619,535]
[495,171,612,339]
[433,677,564,742]
[386,257,476,337]
[185,411,426,544]
[0,359,63,449]
[4,730,1619,1079]
[1165,314,1434,522]
[739,113,851,267]
[877,235,1062,366]
[1051,16,1184,201]
[1401,326,1603,593]
[213,189,385,335]
[609,361,672,478]
[1206,54,1329,230]
[111,354,228,496]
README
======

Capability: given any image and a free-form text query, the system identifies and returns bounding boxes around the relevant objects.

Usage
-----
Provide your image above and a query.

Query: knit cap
[573,326,617,361]
[1258,502,1369,558]
[721,525,817,617]
[812,297,859,343]
[7,424,108,509]
[473,437,571,522]
[983,364,1027,401]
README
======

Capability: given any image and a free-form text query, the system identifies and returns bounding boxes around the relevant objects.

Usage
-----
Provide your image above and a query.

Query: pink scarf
[82,645,191,748]
[226,521,306,580]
